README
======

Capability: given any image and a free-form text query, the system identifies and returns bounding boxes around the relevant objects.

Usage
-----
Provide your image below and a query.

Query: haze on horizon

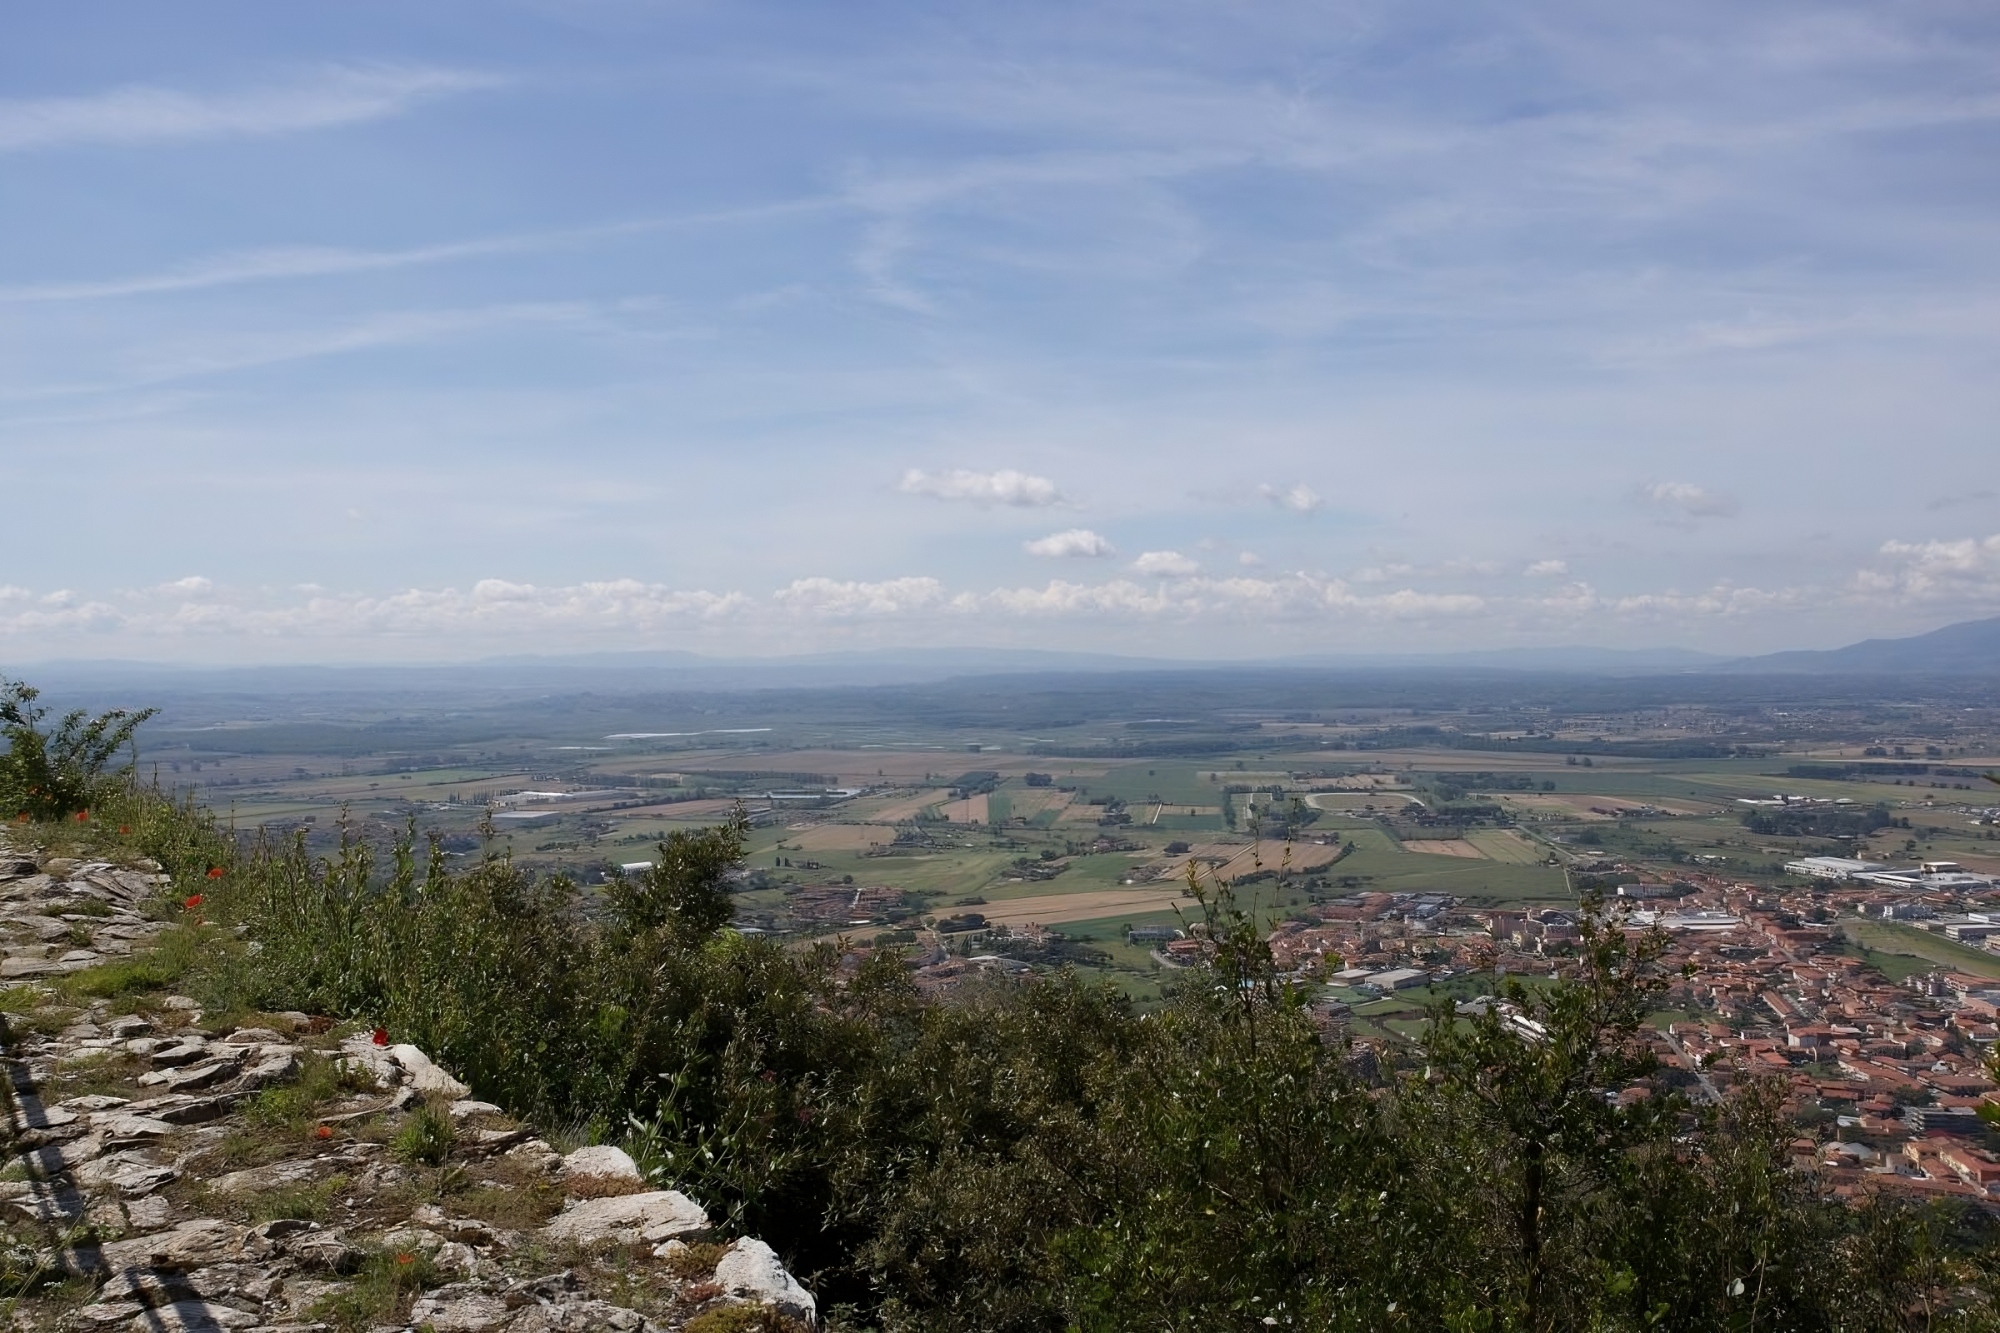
[4,1,2000,666]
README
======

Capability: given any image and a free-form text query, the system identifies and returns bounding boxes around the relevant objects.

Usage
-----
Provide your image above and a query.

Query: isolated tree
[0,678,156,820]
[604,807,750,944]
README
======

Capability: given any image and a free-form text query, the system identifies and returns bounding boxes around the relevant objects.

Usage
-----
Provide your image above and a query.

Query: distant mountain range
[1720,614,2000,675]
[9,616,1998,694]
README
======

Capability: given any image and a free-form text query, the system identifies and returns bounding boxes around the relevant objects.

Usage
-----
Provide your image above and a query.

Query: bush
[0,679,155,821]
[109,782,2000,1330]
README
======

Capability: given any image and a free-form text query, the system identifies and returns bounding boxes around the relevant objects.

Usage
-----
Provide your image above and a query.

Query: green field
[1838,920,2000,981]
[1325,822,1569,904]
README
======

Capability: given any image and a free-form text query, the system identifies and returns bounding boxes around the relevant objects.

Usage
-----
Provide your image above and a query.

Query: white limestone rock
[390,1042,472,1098]
[561,1144,642,1184]
[541,1190,708,1247]
[410,1283,513,1332]
[97,1218,247,1273]
[714,1237,818,1326]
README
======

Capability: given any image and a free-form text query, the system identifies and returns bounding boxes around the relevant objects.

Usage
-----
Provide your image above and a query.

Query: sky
[3,0,1999,664]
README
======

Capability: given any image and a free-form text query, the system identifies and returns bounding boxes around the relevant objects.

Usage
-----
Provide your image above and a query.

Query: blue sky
[4,0,1999,662]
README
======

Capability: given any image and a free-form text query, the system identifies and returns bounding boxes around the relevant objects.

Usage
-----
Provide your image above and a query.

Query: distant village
[823,851,2000,1203]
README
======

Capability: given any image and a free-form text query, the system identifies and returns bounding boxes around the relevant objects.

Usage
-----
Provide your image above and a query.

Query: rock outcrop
[0,834,819,1332]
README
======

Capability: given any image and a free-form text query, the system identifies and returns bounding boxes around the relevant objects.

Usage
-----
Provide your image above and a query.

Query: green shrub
[682,1305,812,1333]
[0,679,155,821]
[391,1103,457,1166]
[97,780,1997,1331]
[308,1246,443,1331]
[245,1175,346,1224]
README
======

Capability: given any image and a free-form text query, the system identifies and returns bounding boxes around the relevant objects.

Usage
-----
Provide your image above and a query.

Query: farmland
[41,661,1998,997]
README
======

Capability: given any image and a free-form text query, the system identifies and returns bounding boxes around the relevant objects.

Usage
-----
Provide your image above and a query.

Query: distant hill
[1726,615,2000,674]
[12,619,1999,694]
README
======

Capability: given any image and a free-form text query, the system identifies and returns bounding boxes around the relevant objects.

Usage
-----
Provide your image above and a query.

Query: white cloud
[0,560,1852,660]
[160,576,213,594]
[1856,533,2000,603]
[1258,481,1324,513]
[0,64,500,153]
[1238,551,1263,567]
[1131,550,1201,577]
[981,575,1485,621]
[0,201,829,304]
[1524,559,1569,578]
[898,468,1065,507]
[1024,528,1116,558]
[1610,584,1800,617]
[772,576,954,616]
[1639,481,1740,519]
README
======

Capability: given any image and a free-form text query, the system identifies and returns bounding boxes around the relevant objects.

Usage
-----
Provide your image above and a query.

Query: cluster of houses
[1252,869,2000,1202]
[809,836,2000,1202]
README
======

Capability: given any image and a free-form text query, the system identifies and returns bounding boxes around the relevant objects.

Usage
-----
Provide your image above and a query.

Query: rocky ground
[0,832,817,1333]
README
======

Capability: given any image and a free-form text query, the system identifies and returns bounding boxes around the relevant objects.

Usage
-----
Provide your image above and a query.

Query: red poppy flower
[371,1027,390,1047]
[205,866,225,879]
[315,1125,333,1140]
[183,894,204,911]
[395,1252,415,1266]
[119,825,130,834]
[75,811,88,822]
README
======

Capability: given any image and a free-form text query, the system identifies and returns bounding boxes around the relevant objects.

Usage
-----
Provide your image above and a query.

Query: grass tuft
[391,1103,457,1166]
[307,1246,444,1332]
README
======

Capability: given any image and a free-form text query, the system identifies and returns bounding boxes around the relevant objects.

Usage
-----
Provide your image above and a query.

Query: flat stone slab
[541,1190,708,1247]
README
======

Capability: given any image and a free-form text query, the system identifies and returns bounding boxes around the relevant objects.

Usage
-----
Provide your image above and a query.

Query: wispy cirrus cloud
[0,199,833,304]
[0,63,501,153]
[3,301,635,402]
[898,468,1066,507]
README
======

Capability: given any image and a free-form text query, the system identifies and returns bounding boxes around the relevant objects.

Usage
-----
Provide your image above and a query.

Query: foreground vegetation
[8,683,2000,1330]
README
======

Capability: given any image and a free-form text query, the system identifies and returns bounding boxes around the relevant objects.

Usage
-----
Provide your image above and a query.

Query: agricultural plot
[1838,920,2000,982]
[976,886,1197,928]
[1323,822,1568,904]
[1464,829,1546,864]
[1401,839,1485,859]
[938,794,989,824]
[1075,764,1219,806]
[785,823,892,852]
[1004,788,1073,821]
[1498,793,1705,820]
[1305,791,1410,812]
[867,789,955,822]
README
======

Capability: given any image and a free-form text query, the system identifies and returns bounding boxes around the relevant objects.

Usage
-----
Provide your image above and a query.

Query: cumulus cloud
[898,468,1064,507]
[772,576,954,616]
[1259,481,1324,513]
[0,578,745,642]
[1024,528,1117,558]
[1639,481,1740,519]
[1131,550,1201,577]
[1856,533,2000,602]
[0,562,1829,653]
[1524,559,1569,578]
[983,575,1485,621]
[1610,584,1799,617]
